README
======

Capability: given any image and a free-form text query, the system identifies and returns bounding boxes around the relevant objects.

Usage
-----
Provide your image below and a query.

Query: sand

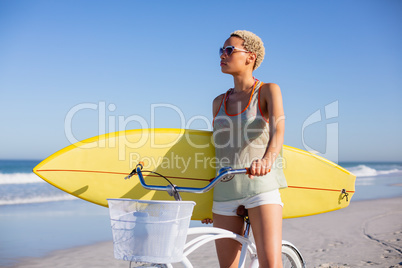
[282,197,402,267]
[8,197,402,268]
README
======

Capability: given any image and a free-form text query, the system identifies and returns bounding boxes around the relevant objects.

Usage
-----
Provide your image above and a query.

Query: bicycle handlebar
[134,162,249,195]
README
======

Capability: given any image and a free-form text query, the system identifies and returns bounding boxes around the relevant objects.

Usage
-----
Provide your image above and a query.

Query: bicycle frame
[127,163,305,268]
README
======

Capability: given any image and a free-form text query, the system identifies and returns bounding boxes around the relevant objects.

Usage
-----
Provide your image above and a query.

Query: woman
[205,30,288,267]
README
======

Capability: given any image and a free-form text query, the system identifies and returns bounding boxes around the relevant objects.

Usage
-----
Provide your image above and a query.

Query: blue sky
[0,0,401,162]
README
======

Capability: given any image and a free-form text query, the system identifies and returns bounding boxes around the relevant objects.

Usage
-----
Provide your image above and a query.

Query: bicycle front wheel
[282,244,304,268]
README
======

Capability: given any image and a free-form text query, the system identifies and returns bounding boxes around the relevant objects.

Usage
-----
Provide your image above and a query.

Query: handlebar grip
[125,162,144,180]
[245,167,250,175]
[137,161,144,169]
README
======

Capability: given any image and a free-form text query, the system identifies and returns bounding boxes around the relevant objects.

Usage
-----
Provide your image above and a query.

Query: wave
[0,172,78,206]
[0,173,44,185]
[0,194,77,206]
[347,165,402,177]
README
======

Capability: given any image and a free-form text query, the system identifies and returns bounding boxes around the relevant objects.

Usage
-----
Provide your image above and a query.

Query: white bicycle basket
[107,199,195,264]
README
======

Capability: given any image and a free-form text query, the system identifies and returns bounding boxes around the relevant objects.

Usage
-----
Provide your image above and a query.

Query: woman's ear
[246,53,257,66]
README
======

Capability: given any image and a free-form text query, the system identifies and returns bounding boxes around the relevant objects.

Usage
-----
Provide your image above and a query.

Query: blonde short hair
[230,30,265,70]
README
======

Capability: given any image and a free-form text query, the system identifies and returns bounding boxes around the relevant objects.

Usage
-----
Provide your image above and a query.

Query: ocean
[1,160,401,266]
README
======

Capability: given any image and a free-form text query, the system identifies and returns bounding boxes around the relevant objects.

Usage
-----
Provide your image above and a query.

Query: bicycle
[108,163,306,268]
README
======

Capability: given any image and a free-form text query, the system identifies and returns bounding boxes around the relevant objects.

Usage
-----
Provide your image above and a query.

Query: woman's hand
[201,218,213,224]
[249,158,271,179]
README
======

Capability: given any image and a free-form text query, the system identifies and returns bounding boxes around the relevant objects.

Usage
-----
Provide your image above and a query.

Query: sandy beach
[6,197,401,268]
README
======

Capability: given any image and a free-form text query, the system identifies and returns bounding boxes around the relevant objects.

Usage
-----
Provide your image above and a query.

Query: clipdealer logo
[63,100,340,163]
[301,101,339,163]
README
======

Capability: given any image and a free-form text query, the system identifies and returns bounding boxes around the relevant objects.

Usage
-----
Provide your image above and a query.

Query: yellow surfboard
[33,128,355,220]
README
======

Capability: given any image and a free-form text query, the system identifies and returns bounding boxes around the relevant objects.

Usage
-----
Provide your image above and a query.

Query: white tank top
[212,80,287,202]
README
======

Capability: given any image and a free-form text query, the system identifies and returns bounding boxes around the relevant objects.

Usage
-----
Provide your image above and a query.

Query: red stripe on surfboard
[35,169,211,182]
[288,185,355,193]
[36,169,354,192]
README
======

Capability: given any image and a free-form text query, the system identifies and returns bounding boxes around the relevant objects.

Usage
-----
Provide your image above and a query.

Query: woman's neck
[232,74,256,93]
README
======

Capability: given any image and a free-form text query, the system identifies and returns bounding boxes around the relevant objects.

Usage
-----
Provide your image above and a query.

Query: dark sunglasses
[219,46,250,56]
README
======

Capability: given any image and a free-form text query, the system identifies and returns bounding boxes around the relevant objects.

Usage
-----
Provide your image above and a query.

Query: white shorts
[212,189,283,217]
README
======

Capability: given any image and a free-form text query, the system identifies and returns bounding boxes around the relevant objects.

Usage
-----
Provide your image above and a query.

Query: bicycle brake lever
[218,167,235,182]
[124,169,136,180]
[125,162,144,180]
